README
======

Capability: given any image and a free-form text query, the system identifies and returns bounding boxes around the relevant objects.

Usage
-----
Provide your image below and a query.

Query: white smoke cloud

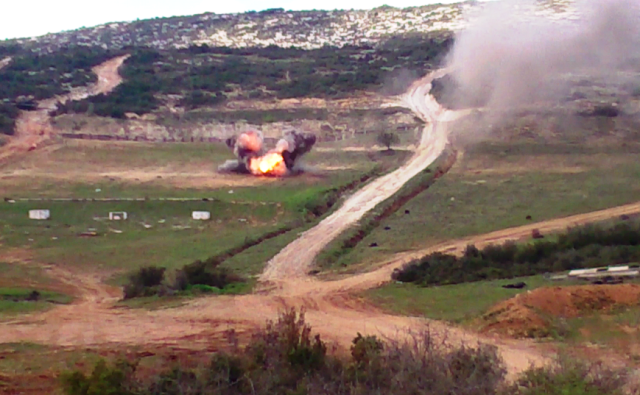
[445,0,640,112]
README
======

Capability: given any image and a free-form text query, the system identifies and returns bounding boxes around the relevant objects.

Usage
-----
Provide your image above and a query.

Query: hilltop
[3,0,575,54]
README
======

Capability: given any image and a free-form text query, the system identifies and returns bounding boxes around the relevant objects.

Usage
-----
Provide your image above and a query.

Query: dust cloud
[443,0,640,114]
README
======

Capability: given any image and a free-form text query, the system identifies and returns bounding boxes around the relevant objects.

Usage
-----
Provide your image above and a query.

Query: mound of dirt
[480,284,640,338]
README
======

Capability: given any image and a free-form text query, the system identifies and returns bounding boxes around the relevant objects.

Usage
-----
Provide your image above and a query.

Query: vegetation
[376,131,400,150]
[0,46,116,134]
[59,309,635,395]
[506,357,630,395]
[366,275,551,323]
[0,287,72,316]
[393,219,640,286]
[55,35,452,118]
[123,258,246,300]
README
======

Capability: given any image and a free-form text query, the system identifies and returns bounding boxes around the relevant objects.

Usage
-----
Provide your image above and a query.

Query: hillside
[3,1,574,53]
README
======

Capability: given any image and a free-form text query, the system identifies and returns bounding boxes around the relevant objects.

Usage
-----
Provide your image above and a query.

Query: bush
[505,357,629,395]
[122,266,166,299]
[60,359,138,395]
[174,258,244,291]
[61,309,514,395]
[393,219,640,286]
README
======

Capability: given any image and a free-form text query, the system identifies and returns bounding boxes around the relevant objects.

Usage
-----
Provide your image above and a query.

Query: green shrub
[505,357,628,395]
[60,359,138,395]
[123,266,166,299]
[174,258,244,291]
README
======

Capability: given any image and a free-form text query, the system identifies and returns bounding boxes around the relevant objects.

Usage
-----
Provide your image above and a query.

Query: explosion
[249,152,287,176]
[218,129,316,177]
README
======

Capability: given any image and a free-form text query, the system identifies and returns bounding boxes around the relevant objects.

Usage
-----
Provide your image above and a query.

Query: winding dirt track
[261,69,452,282]
[0,55,129,166]
[3,67,640,376]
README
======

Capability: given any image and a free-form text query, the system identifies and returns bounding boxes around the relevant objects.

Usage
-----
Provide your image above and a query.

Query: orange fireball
[249,152,287,176]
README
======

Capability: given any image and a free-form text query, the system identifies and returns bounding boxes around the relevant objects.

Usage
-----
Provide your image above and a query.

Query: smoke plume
[444,0,640,114]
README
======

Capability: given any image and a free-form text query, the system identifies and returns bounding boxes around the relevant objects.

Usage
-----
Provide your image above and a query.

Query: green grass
[327,141,640,269]
[0,262,61,288]
[0,287,72,317]
[0,200,290,273]
[366,276,559,323]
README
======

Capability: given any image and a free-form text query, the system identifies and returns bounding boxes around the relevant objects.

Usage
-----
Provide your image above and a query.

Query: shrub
[246,308,327,373]
[505,357,629,395]
[393,219,640,286]
[60,359,138,395]
[62,308,638,395]
[174,258,244,291]
[122,266,166,299]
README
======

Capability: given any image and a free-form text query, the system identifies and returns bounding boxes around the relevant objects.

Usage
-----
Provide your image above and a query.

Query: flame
[249,152,287,176]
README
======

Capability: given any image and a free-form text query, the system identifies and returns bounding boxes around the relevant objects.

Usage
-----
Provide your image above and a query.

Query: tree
[377,131,400,151]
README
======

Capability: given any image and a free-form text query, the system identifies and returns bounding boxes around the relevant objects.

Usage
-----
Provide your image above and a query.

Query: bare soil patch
[480,284,640,338]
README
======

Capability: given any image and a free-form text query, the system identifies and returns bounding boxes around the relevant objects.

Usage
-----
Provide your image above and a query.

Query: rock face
[6,1,576,53]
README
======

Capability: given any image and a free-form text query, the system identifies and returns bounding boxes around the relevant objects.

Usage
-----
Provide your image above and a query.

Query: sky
[1,0,465,40]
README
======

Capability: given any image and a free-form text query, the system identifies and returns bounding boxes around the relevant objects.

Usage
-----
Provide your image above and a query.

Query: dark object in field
[369,242,378,247]
[384,226,391,230]
[526,215,532,220]
[78,231,99,237]
[531,229,544,239]
[502,282,526,289]
[308,269,320,275]
[620,214,630,221]
[593,276,623,285]
[25,290,40,301]
[404,210,410,214]
[16,99,38,111]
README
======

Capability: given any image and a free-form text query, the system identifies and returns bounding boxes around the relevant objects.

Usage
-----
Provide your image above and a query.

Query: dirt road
[260,69,454,282]
[0,55,129,166]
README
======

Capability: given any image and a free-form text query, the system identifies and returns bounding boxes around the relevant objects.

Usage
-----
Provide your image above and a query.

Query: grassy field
[0,262,73,317]
[326,140,640,270]
[0,140,410,198]
[1,139,411,290]
[0,200,287,273]
[0,288,72,317]
[365,275,553,323]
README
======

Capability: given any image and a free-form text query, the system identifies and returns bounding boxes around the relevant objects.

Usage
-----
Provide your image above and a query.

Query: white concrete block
[192,211,211,220]
[109,212,128,220]
[29,209,50,220]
